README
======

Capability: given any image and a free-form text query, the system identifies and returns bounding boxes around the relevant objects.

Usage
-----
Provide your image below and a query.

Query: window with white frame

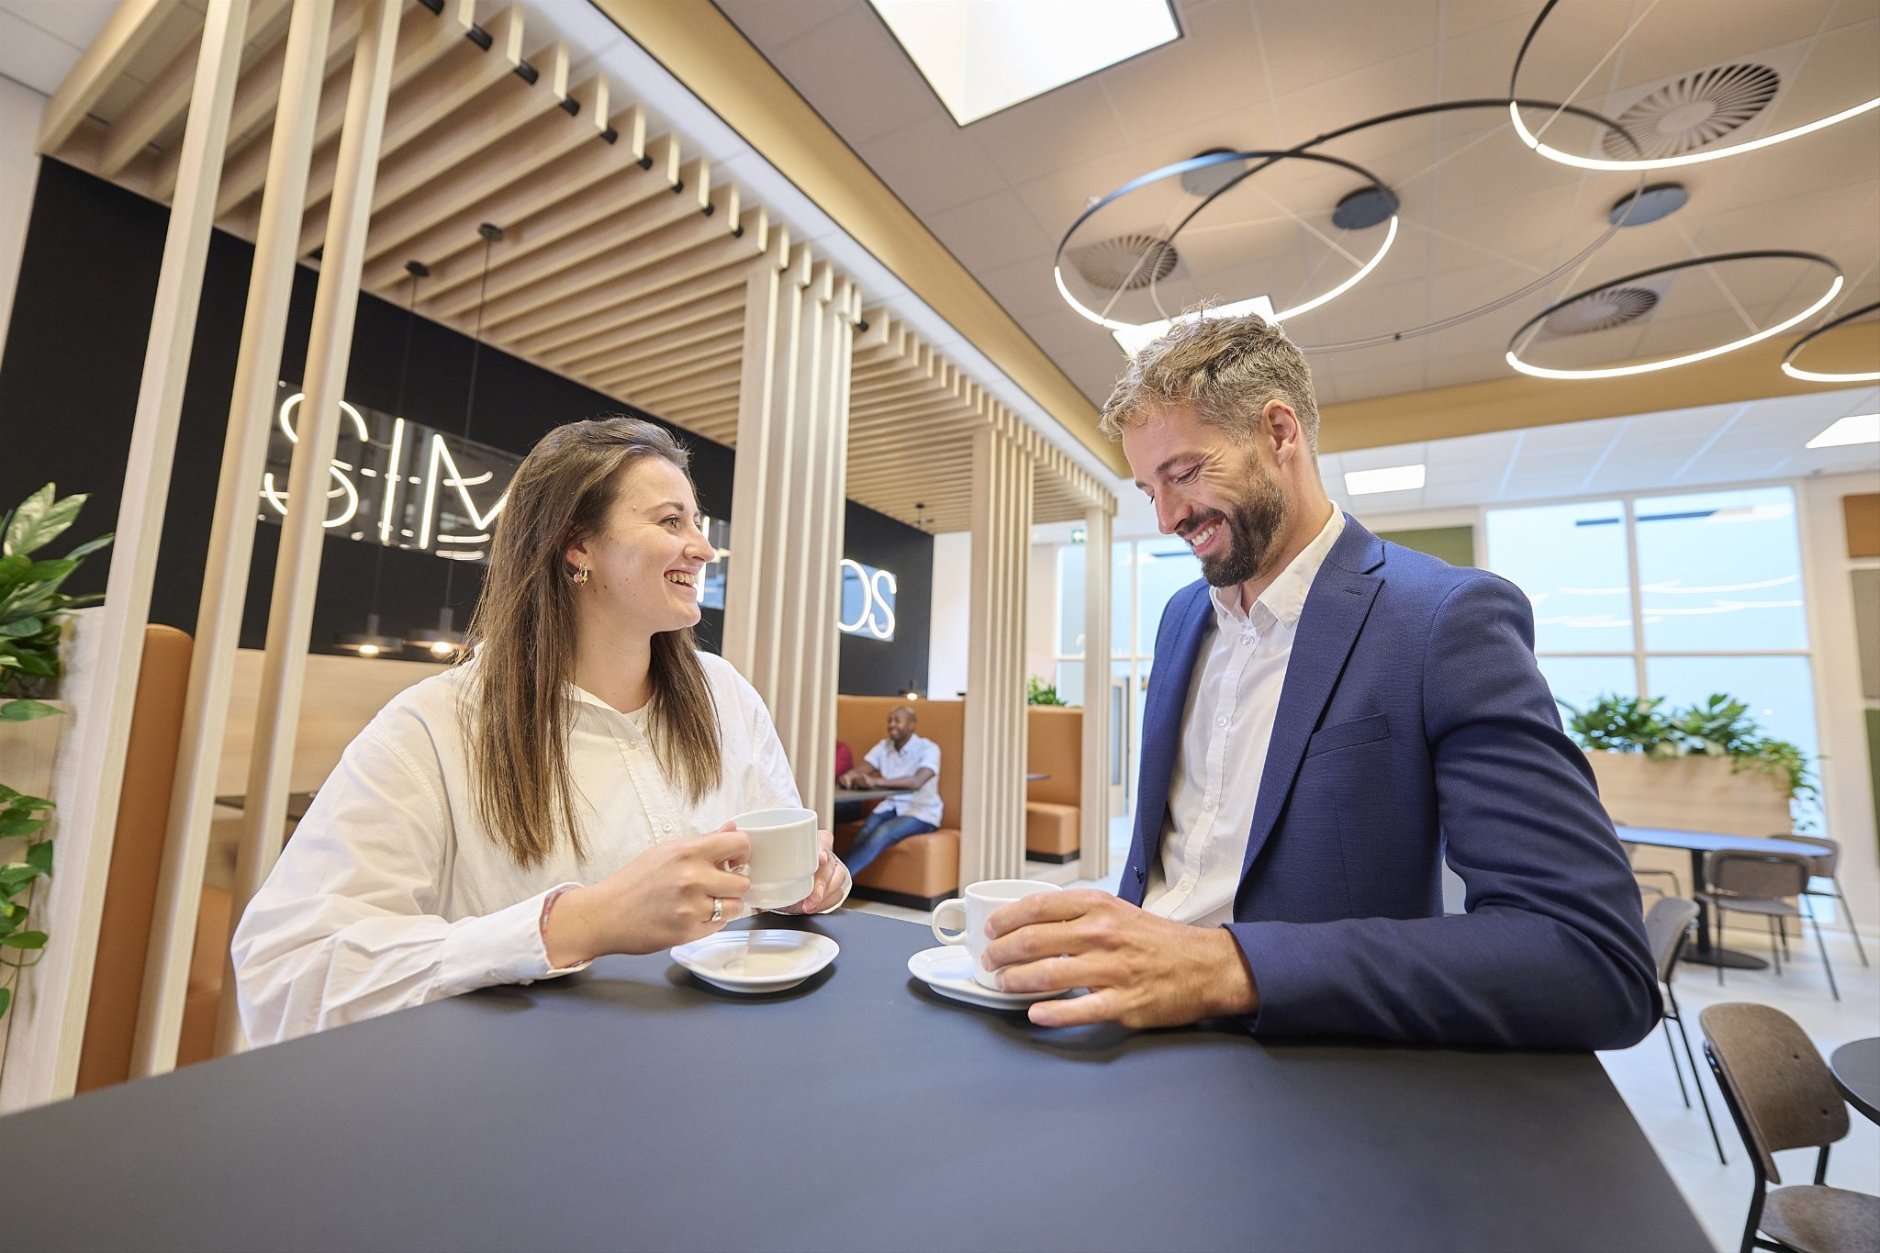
[1484,485,1821,820]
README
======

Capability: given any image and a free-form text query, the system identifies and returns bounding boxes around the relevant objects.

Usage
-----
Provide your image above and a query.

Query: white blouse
[233,651,829,1045]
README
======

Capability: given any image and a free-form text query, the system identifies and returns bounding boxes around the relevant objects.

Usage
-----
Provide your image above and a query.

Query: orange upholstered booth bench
[1025,706,1082,863]
[833,696,962,910]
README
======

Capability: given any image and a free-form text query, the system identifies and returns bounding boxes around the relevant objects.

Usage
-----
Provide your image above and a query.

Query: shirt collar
[1208,507,1346,631]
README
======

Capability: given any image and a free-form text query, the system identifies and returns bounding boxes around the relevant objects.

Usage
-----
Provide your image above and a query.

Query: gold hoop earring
[572,566,590,586]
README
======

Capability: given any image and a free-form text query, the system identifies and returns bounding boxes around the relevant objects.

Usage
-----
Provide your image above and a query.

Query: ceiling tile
[1250,0,1442,99]
[714,0,851,50]
[854,111,1006,213]
[1097,0,1269,146]
[0,8,80,95]
[965,77,1134,186]
[764,5,940,146]
[0,0,115,49]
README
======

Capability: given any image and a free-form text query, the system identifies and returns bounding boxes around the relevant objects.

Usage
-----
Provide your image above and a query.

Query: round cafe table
[1830,1037,1880,1124]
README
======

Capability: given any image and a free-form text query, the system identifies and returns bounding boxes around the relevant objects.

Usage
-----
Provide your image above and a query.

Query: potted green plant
[1560,691,1817,836]
[1026,675,1066,707]
[0,485,112,1021]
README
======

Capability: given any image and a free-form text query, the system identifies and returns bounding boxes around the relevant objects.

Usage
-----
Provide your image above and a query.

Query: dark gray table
[3,911,1706,1252]
[1616,825,1820,968]
[1831,1037,1880,1123]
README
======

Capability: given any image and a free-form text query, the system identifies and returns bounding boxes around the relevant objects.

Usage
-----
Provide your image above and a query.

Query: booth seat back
[77,625,192,1093]
[835,696,964,827]
[1026,706,1082,805]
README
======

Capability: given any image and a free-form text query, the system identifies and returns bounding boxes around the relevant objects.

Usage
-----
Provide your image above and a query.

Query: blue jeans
[845,809,938,876]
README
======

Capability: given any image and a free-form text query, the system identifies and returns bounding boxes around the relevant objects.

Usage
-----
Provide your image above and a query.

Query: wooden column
[722,245,856,822]
[131,0,335,1080]
[1079,501,1114,877]
[214,0,403,1055]
[0,0,249,1113]
[959,418,1034,882]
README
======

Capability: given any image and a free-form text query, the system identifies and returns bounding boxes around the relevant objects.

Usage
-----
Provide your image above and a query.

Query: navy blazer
[1120,516,1659,1049]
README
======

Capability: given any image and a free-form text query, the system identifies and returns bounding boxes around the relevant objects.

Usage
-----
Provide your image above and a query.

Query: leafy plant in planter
[1026,675,1066,707]
[0,484,112,1018]
[1560,690,1819,822]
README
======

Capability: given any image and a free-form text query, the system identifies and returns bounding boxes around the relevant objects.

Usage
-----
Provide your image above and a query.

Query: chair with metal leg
[1643,896,1726,1164]
[1701,1003,1880,1253]
[1777,834,1869,969]
[1699,852,1839,1001]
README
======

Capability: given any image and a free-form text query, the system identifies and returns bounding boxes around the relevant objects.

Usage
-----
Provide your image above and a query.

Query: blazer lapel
[1238,518,1385,883]
[1121,582,1213,905]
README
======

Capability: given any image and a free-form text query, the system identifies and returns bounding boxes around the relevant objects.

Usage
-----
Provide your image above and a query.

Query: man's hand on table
[981,889,1259,1029]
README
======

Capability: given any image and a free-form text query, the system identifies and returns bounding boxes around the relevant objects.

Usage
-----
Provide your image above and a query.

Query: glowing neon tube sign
[263,388,898,639]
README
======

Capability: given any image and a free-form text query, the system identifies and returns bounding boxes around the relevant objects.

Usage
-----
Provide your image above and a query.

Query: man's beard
[1192,469,1287,589]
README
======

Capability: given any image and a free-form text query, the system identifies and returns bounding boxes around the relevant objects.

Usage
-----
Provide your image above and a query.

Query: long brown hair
[461,416,722,867]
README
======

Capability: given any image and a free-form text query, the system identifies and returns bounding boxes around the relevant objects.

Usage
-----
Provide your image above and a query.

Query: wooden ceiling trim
[464,179,737,329]
[511,260,746,357]
[421,152,707,316]
[625,369,742,408]
[96,0,293,179]
[297,42,575,257]
[36,0,172,154]
[586,326,743,389]
[141,0,366,202]
[215,0,480,216]
[361,116,660,289]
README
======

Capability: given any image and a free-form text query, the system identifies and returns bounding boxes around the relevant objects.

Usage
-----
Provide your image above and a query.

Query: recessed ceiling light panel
[1805,413,1880,449]
[1345,464,1427,496]
[869,0,1179,126]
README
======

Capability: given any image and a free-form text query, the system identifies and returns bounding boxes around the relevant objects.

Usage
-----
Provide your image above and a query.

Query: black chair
[1643,897,1725,1163]
[1701,1003,1880,1253]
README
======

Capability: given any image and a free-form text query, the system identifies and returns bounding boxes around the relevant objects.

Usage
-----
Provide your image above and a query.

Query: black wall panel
[0,160,931,693]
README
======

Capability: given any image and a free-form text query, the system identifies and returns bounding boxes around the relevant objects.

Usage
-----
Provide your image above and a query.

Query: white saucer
[671,930,838,993]
[907,945,1071,1010]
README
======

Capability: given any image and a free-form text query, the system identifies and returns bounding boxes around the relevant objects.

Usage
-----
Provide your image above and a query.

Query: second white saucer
[907,945,1071,1010]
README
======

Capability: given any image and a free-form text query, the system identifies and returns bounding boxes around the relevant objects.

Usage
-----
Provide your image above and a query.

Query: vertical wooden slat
[723,247,854,820]
[1080,502,1114,877]
[962,421,1032,883]
[0,0,249,1114]
[214,0,404,1055]
[131,0,335,1081]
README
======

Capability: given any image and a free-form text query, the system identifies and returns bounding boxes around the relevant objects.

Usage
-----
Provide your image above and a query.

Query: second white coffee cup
[730,807,819,910]
[930,878,1060,989]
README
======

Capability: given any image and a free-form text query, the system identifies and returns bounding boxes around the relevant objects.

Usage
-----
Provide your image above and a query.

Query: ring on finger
[708,897,724,924]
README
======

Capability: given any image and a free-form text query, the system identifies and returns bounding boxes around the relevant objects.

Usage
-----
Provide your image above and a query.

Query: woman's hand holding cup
[543,824,751,965]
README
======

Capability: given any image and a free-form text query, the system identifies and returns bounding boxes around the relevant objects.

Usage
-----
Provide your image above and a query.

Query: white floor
[848,822,1878,1252]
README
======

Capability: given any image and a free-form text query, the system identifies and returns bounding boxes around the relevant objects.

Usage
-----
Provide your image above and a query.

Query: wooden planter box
[1586,751,1794,893]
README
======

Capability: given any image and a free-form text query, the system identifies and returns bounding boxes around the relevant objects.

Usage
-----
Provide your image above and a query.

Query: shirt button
[1216,715,1230,728]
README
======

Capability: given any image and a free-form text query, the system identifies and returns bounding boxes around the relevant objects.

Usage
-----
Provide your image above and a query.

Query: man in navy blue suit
[982,314,1658,1049]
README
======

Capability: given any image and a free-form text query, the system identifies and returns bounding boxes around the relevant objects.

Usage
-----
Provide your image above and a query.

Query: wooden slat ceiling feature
[42,0,1113,535]
[846,310,1112,533]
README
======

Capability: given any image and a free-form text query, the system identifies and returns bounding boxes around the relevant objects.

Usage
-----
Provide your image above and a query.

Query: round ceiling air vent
[1542,285,1660,335]
[1603,63,1781,160]
[1068,233,1179,291]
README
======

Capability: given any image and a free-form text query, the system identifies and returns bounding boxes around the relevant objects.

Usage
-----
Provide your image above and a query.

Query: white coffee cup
[731,807,819,910]
[930,878,1061,989]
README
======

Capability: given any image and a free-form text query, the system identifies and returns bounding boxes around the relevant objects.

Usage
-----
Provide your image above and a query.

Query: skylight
[868,0,1179,126]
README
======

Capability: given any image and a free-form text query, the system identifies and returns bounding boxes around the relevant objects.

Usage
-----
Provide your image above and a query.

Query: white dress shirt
[233,651,836,1045]
[1141,509,1345,926]
[863,733,943,825]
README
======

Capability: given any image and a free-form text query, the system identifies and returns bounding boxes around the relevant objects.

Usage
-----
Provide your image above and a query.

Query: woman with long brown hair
[234,417,850,1044]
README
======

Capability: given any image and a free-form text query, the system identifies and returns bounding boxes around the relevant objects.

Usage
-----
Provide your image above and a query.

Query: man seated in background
[838,706,942,874]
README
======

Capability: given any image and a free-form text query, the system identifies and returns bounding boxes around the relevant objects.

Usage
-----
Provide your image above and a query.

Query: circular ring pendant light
[1505,251,1845,380]
[1508,0,1880,172]
[1781,300,1880,384]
